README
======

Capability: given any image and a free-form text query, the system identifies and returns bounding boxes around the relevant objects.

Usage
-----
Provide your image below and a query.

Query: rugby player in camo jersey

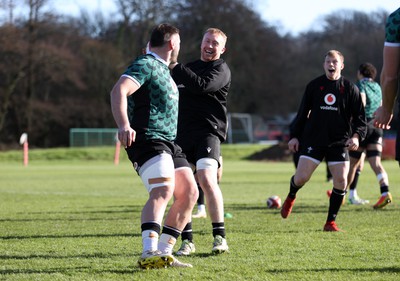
[346,63,392,208]
[110,23,198,269]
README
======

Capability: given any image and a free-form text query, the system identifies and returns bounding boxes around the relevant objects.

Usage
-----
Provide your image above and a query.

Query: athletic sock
[198,204,206,213]
[181,222,193,242]
[158,225,181,255]
[141,222,161,253]
[327,188,346,222]
[288,175,302,199]
[212,222,226,238]
[197,183,205,205]
[380,185,389,195]
[349,168,361,196]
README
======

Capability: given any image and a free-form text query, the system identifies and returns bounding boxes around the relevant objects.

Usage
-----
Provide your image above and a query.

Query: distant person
[281,50,367,232]
[347,63,392,208]
[110,23,198,269]
[170,28,230,255]
[374,7,400,166]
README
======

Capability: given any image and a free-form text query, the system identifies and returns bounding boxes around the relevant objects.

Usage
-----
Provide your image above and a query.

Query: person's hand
[118,127,136,147]
[345,136,359,151]
[288,138,299,153]
[373,106,393,129]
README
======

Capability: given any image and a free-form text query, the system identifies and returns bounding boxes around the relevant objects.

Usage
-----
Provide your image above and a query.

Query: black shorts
[125,139,190,173]
[360,123,383,147]
[175,134,221,167]
[299,145,349,163]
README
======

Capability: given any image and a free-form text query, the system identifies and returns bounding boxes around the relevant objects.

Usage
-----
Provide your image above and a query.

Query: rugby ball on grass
[267,195,282,209]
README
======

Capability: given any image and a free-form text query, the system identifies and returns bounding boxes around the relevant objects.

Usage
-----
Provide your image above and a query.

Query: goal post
[227,113,254,143]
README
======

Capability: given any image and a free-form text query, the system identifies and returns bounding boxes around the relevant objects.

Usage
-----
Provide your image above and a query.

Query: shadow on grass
[19,205,141,215]
[0,267,156,276]
[225,203,397,215]
[0,252,134,260]
[1,265,399,276]
[0,232,139,240]
[0,217,133,222]
[262,266,400,274]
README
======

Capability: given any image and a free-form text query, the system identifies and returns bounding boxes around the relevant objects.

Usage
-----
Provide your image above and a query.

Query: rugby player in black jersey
[281,50,367,232]
[169,28,230,254]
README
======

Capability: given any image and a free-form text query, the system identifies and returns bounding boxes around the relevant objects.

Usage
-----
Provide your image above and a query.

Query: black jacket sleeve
[171,60,231,94]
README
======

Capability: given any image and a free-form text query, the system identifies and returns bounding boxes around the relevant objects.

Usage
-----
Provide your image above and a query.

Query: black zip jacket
[171,59,231,142]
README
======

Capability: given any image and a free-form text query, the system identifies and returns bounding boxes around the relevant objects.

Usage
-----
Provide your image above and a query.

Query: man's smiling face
[200,32,226,62]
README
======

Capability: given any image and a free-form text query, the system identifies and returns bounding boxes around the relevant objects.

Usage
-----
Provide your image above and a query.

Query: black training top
[171,59,231,142]
[290,75,367,147]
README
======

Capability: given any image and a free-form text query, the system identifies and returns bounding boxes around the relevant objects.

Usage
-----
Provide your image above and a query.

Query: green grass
[0,146,399,280]
[0,143,268,162]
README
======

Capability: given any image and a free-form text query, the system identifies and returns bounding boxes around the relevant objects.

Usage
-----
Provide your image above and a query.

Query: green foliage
[0,0,391,148]
[1,154,399,280]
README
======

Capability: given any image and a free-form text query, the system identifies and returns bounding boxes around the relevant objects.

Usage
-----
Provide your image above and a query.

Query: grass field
[0,146,399,280]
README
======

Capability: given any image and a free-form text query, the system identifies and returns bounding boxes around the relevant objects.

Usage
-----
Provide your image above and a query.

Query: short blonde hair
[205,28,227,45]
[325,50,344,63]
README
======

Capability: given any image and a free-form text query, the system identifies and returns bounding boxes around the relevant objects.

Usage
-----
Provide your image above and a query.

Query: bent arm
[172,63,230,93]
[110,77,140,147]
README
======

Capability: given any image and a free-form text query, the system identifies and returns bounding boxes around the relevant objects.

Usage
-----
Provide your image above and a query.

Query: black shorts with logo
[299,144,349,162]
[175,133,221,167]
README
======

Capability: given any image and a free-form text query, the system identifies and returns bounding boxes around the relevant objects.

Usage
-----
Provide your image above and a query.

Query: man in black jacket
[169,28,230,255]
[281,50,367,232]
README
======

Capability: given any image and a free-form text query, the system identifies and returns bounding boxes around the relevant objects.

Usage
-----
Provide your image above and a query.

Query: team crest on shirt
[324,93,336,105]
[320,93,338,111]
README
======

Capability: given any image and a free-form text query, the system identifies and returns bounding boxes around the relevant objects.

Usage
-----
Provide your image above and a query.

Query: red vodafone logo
[324,94,336,105]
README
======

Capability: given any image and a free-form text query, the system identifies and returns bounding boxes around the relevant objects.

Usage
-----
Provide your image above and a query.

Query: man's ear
[220,47,226,55]
[168,40,174,50]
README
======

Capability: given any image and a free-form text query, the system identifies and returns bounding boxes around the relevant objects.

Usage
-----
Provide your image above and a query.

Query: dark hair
[150,23,179,48]
[358,62,377,79]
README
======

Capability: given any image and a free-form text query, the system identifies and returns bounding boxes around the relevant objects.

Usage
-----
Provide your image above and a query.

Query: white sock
[142,230,158,253]
[349,189,357,199]
[198,204,206,213]
[158,233,176,255]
